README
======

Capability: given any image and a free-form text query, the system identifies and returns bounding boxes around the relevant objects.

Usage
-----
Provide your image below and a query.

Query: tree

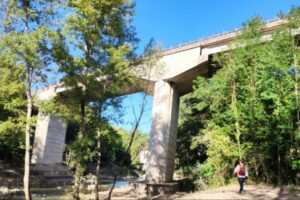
[106,39,162,200]
[51,0,138,199]
[0,59,26,162]
[180,9,300,187]
[118,128,149,166]
[0,1,60,199]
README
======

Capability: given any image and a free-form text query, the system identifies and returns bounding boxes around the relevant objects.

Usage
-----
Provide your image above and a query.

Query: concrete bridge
[31,19,287,184]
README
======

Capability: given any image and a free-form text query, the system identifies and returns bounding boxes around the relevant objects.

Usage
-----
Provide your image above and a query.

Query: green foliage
[0,2,63,197]
[50,0,138,160]
[64,119,148,170]
[0,66,26,161]
[52,0,137,98]
[50,3,138,197]
[179,9,300,187]
[176,94,207,176]
[117,128,149,166]
[0,0,60,164]
[100,128,125,164]
[193,162,215,189]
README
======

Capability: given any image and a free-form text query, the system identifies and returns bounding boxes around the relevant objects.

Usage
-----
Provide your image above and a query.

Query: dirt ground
[1,183,299,199]
[172,184,300,200]
[92,183,300,200]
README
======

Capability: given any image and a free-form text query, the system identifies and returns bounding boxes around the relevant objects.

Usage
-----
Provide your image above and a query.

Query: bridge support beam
[146,80,179,183]
[31,114,67,164]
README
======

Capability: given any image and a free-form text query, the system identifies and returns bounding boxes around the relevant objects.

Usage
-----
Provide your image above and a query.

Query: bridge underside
[167,60,210,96]
[31,54,216,183]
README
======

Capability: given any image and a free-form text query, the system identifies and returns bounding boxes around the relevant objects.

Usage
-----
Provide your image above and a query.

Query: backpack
[238,166,246,176]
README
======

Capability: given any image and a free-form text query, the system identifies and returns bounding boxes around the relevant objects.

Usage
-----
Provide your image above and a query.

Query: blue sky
[111,0,300,134]
[133,0,300,51]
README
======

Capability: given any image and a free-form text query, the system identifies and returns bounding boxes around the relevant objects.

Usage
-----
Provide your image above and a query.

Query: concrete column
[31,114,67,164]
[146,80,179,183]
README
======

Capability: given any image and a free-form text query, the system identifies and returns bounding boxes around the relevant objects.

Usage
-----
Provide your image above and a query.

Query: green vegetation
[1,1,300,199]
[0,0,142,199]
[0,60,26,163]
[0,0,61,198]
[117,128,149,166]
[64,123,148,171]
[49,0,138,199]
[176,8,300,189]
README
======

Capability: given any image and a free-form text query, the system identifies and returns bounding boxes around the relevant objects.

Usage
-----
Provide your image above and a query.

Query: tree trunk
[277,146,282,186]
[261,158,270,183]
[94,130,101,200]
[108,93,148,199]
[126,93,147,153]
[231,80,242,159]
[24,87,32,200]
[254,158,259,177]
[23,4,32,200]
[108,169,118,200]
[73,163,82,200]
[292,41,300,170]
[73,98,86,200]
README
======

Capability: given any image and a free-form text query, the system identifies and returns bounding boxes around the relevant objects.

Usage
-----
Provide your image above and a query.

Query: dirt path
[1,183,298,199]
[93,184,299,200]
[172,184,299,200]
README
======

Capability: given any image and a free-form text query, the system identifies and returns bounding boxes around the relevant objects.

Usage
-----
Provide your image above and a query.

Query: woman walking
[233,160,249,193]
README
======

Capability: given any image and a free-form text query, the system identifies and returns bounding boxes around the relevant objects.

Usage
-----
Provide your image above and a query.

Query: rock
[0,186,8,194]
[87,184,95,191]
[10,188,20,193]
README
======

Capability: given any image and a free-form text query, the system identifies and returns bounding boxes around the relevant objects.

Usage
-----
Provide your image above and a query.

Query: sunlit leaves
[180,10,300,186]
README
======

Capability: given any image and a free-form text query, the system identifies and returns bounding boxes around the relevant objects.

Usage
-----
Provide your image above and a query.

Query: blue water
[101,179,130,188]
[114,180,130,188]
[4,179,131,199]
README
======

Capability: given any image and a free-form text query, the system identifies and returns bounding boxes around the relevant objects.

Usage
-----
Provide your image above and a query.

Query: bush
[193,162,214,190]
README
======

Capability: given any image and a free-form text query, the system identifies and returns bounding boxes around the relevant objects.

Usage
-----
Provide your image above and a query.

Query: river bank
[0,179,131,200]
[0,161,137,199]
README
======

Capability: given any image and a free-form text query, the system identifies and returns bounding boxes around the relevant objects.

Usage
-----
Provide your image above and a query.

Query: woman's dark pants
[238,177,245,193]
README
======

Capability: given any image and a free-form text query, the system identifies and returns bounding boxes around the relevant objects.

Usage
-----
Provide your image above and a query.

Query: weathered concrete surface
[146,80,179,183]
[31,114,67,164]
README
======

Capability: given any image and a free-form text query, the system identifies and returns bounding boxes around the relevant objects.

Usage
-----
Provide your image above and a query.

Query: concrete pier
[146,80,179,183]
[31,114,67,164]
